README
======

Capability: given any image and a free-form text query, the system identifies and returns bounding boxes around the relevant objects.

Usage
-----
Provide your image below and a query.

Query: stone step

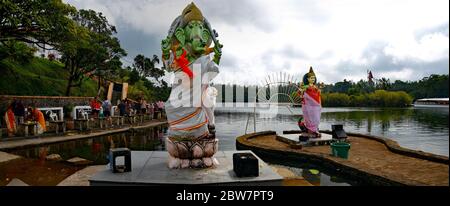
[66,157,93,165]
[46,154,62,161]
[58,165,107,186]
[0,151,21,163]
[7,178,29,186]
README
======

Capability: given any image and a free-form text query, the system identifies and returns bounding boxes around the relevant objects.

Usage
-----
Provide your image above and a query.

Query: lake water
[3,106,448,185]
[214,106,449,157]
[5,125,354,186]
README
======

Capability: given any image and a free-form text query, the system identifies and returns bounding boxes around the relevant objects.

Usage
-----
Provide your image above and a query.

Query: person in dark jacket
[118,99,126,117]
[13,100,25,124]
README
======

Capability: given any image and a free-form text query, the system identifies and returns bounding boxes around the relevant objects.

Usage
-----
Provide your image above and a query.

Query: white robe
[165,55,219,138]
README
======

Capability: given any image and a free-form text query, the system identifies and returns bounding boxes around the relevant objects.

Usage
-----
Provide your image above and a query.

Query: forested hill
[0,57,98,96]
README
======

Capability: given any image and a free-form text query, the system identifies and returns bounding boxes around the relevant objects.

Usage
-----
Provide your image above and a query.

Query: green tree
[59,9,126,96]
[128,68,141,85]
[132,54,163,81]
[0,40,37,63]
[388,74,449,99]
[0,0,77,50]
[376,77,391,90]
[351,79,375,94]
[321,93,351,106]
[130,54,171,101]
[128,80,152,100]
[333,79,353,93]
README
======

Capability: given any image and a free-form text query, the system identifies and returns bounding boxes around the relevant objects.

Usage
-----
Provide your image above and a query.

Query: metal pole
[253,105,256,132]
[286,105,295,115]
[245,113,250,134]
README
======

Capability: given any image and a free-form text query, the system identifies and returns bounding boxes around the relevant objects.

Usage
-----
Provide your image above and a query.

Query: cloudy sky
[65,0,449,85]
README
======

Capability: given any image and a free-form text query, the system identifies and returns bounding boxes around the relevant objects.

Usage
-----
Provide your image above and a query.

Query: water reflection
[270,164,352,186]
[321,108,449,133]
[8,107,448,163]
[9,126,168,165]
[8,107,446,186]
[214,107,449,156]
[320,108,449,156]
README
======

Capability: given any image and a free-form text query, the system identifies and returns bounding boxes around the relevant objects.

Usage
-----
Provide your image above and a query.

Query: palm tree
[377,77,391,90]
[133,54,163,81]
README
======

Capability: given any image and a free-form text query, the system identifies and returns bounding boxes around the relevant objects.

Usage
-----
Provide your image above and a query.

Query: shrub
[322,90,413,107]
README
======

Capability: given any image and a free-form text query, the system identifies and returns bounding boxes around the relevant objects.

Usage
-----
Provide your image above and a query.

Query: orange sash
[5,109,16,133]
[171,120,208,131]
[35,110,46,131]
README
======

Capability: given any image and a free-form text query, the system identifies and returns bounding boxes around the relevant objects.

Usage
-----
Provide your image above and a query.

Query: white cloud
[385,33,449,62]
[65,0,449,85]
[378,68,415,81]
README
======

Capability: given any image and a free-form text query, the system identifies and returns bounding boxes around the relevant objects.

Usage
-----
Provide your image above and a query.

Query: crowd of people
[89,96,165,123]
[2,97,165,138]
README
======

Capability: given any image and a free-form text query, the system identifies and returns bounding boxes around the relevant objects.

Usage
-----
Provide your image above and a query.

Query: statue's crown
[182,2,204,22]
[307,66,315,77]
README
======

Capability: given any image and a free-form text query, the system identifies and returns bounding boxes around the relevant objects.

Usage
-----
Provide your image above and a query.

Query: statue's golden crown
[307,66,316,77]
[182,2,204,22]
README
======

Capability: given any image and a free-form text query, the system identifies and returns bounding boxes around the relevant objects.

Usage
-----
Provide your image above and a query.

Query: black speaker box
[233,153,259,177]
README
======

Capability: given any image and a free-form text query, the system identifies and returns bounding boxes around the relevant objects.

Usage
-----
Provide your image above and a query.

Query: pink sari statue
[299,67,322,137]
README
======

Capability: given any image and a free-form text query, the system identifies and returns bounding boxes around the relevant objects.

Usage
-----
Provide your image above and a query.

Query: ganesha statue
[161,3,223,169]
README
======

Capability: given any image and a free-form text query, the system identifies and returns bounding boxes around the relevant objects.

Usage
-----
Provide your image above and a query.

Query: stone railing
[0,95,93,108]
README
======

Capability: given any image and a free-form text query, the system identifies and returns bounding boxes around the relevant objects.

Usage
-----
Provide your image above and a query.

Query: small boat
[413,98,449,108]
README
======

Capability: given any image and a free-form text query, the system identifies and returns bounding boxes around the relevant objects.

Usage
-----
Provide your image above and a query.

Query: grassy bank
[0,57,97,96]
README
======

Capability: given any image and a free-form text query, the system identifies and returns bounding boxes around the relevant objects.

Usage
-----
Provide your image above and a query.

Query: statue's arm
[161,37,172,60]
[203,58,219,82]
[213,40,223,65]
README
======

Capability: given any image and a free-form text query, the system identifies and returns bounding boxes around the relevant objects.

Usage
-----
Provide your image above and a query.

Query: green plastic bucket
[331,142,351,159]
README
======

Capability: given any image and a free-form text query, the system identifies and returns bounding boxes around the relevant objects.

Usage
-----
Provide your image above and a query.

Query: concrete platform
[58,165,106,186]
[279,133,333,146]
[89,150,283,186]
[237,131,449,186]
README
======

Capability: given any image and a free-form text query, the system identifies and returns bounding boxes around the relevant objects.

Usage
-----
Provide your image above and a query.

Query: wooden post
[107,83,114,101]
[122,83,128,100]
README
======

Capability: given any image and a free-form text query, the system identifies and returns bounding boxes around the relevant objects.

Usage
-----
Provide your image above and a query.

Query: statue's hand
[213,41,223,64]
[298,82,306,92]
[161,37,171,60]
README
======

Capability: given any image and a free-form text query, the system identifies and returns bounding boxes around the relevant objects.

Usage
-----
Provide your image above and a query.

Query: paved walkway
[57,165,107,186]
[0,151,21,163]
[0,120,167,151]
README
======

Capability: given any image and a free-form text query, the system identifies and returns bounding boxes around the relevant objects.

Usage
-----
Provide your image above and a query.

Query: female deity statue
[298,67,323,138]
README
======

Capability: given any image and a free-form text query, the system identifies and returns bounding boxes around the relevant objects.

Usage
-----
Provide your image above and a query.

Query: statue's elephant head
[174,20,212,57]
[161,3,223,69]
